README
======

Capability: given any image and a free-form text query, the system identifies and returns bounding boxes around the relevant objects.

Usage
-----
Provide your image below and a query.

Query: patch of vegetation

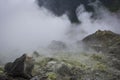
[62,59,87,70]
[47,72,57,80]
[36,57,58,67]
[94,62,107,71]
[0,66,4,74]
[90,54,103,61]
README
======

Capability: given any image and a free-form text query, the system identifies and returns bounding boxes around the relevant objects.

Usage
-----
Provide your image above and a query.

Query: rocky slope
[82,30,120,58]
[82,30,120,71]
[0,30,120,80]
[1,52,120,80]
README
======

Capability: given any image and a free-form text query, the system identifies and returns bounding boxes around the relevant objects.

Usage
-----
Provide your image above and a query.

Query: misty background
[0,0,120,63]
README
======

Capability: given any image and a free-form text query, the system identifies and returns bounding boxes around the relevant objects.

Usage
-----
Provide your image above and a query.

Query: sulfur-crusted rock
[82,30,120,70]
[83,30,120,53]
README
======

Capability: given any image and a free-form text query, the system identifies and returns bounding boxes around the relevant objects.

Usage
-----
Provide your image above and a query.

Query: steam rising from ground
[0,0,120,62]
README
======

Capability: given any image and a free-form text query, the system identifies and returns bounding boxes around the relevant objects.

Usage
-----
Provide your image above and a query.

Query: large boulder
[0,75,8,80]
[4,54,35,79]
[48,40,67,51]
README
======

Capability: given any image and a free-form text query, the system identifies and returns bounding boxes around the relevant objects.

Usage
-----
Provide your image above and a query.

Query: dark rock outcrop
[37,0,120,23]
[0,75,8,80]
[4,54,34,80]
[36,0,96,23]
[100,0,120,12]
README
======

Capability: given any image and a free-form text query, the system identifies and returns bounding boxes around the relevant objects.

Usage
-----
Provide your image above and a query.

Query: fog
[0,0,120,62]
[0,0,70,56]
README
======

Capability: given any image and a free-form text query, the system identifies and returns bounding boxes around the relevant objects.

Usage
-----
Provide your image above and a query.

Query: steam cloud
[0,0,120,62]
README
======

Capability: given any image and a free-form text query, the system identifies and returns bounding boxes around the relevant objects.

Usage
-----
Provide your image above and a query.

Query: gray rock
[48,40,67,51]
[30,76,39,80]
[4,54,34,79]
[0,75,8,80]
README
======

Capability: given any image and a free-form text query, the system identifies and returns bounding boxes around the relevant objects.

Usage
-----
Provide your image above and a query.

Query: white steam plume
[0,0,70,62]
[0,0,120,62]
